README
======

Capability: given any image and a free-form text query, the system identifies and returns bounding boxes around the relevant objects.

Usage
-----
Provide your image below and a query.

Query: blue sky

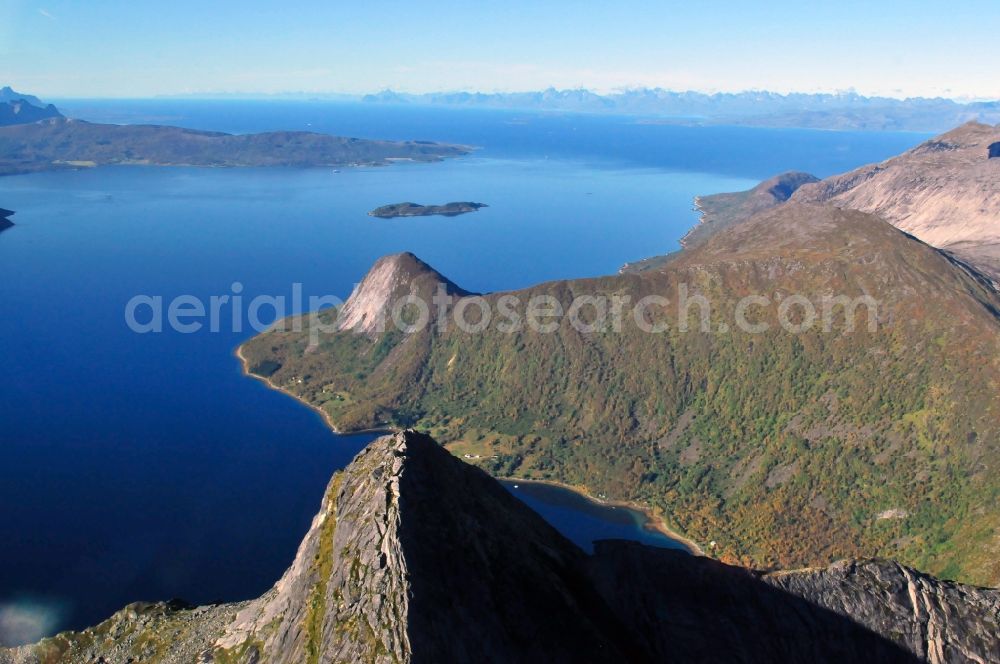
[2,0,998,99]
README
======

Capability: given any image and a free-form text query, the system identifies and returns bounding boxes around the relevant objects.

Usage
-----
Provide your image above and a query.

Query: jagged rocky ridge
[3,431,998,663]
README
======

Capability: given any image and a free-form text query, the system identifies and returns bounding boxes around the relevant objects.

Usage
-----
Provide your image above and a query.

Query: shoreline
[678,195,708,249]
[499,476,703,556]
[234,342,396,438]
[235,343,702,557]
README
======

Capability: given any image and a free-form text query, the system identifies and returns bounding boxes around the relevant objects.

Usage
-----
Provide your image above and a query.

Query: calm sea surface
[0,100,927,642]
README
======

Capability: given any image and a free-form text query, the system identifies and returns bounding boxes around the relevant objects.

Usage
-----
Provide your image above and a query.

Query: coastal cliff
[4,432,997,663]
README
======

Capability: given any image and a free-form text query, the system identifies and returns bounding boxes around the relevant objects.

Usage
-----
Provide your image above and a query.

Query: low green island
[368,201,488,218]
[0,118,471,176]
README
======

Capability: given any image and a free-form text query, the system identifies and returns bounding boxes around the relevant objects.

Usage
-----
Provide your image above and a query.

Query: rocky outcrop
[766,560,1000,663]
[0,208,12,233]
[4,431,998,663]
[0,600,245,664]
[336,252,470,337]
[591,541,1000,663]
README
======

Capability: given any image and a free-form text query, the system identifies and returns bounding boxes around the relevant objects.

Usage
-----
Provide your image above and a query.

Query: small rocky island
[0,207,14,233]
[368,201,487,218]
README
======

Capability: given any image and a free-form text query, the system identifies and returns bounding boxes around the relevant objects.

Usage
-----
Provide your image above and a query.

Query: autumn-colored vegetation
[242,205,1000,585]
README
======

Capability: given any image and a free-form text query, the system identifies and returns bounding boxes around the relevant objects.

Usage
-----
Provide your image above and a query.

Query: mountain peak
[337,253,470,336]
[7,430,999,662]
[0,86,46,107]
[0,87,62,127]
[217,430,636,662]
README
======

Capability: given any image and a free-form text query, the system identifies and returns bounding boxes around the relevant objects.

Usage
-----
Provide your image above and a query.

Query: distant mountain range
[0,87,63,127]
[361,88,1000,132]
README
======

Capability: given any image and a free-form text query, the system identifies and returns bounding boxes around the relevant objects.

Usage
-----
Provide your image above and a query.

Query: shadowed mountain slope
[4,432,997,663]
[0,87,62,128]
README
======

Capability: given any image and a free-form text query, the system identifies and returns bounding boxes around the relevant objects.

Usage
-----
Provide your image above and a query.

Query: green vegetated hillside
[241,204,1000,585]
[621,171,819,273]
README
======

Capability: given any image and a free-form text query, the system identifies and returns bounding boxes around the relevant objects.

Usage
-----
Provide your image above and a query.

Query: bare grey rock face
[203,430,635,663]
[336,253,470,337]
[4,431,998,663]
[766,560,1000,663]
[630,123,1000,280]
[792,122,1000,279]
[590,542,1000,663]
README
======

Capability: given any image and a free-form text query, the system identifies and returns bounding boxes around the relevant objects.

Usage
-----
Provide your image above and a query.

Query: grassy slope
[242,204,1000,585]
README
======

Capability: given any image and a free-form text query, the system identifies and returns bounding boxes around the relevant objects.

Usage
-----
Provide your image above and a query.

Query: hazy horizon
[3,0,999,100]
[32,86,1000,104]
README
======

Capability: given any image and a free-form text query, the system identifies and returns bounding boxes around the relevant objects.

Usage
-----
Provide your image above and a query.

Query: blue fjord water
[0,101,927,641]
[502,481,689,554]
